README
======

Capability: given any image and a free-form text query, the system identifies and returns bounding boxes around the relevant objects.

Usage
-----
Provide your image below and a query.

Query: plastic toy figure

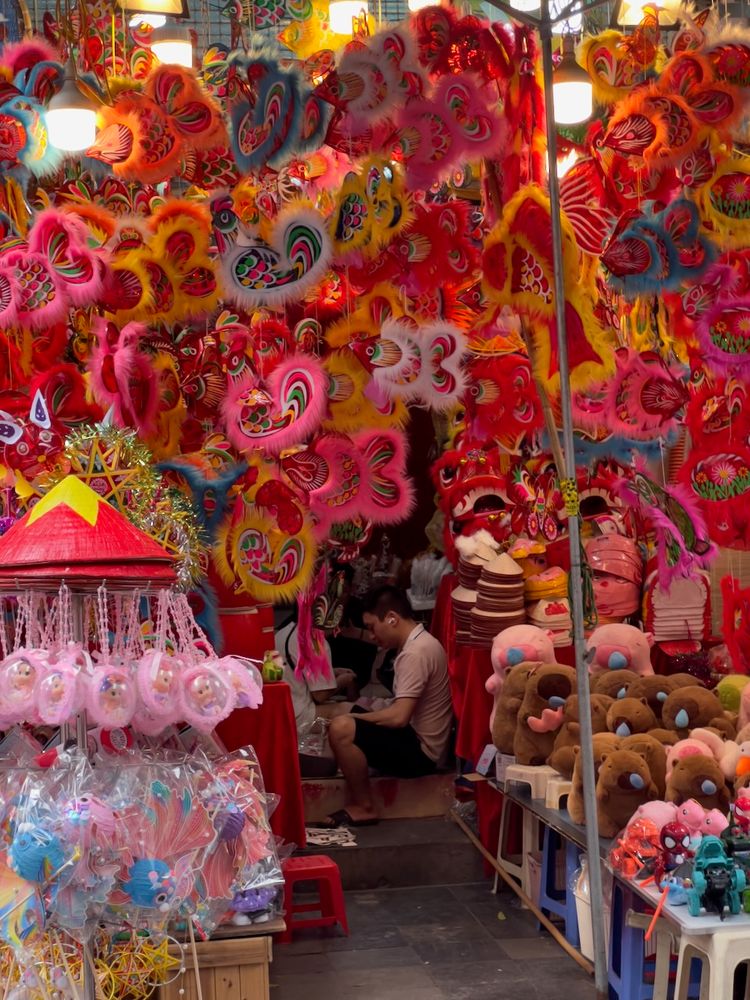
[734,797,750,835]
[687,836,746,920]
[653,822,692,887]
[722,800,750,875]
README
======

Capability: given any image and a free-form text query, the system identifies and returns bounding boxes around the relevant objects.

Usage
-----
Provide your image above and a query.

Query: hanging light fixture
[612,0,678,26]
[129,12,167,27]
[508,0,540,12]
[551,35,592,126]
[119,0,190,24]
[149,23,194,68]
[328,0,363,33]
[46,59,98,153]
[407,0,434,10]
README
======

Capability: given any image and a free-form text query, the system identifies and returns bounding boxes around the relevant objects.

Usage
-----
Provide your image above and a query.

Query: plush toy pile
[487,621,750,845]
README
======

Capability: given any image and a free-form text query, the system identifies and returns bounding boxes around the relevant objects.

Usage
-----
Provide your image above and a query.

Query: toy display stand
[161,919,286,1000]
[0,478,281,1000]
[488,777,750,1000]
[544,775,572,809]
[625,880,750,1000]
[504,763,558,799]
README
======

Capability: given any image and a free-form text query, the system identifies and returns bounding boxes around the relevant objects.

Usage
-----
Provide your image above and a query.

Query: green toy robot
[687,836,746,920]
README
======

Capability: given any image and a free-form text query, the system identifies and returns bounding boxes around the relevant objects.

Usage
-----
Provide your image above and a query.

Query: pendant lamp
[46,60,98,153]
[328,0,362,33]
[551,35,592,126]
[508,0,540,12]
[149,23,194,67]
[612,0,678,26]
[129,13,167,27]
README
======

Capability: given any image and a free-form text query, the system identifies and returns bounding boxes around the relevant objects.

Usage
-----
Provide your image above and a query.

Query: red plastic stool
[277,855,349,943]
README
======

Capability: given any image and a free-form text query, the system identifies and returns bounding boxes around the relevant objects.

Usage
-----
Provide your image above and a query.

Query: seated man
[323,586,452,827]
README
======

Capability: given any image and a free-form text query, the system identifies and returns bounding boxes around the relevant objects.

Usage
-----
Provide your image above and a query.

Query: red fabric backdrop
[434,573,495,765]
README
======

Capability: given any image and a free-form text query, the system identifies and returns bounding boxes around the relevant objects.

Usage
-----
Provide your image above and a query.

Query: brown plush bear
[548,693,613,778]
[569,732,620,824]
[665,754,731,813]
[649,729,679,747]
[491,662,537,754]
[661,686,736,739]
[513,664,577,765]
[596,749,659,837]
[626,676,682,722]
[606,697,658,739]
[620,733,668,797]
[669,673,706,688]
[590,670,638,700]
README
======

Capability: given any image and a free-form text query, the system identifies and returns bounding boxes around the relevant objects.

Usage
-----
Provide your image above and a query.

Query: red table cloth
[434,573,494,765]
[217,682,307,849]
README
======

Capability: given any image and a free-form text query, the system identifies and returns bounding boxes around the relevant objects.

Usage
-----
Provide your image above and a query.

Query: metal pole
[538,13,609,997]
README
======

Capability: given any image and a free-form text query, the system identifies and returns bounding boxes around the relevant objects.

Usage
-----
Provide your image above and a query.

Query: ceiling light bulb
[129,12,167,27]
[46,62,98,153]
[328,0,362,33]
[508,0,540,12]
[149,23,193,67]
[552,37,593,126]
[614,0,678,26]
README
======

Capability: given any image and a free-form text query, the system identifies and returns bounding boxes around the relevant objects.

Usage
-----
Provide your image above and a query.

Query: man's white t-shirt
[275,621,336,733]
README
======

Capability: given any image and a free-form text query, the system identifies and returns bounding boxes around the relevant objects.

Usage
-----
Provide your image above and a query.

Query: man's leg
[316,702,354,719]
[327,714,377,822]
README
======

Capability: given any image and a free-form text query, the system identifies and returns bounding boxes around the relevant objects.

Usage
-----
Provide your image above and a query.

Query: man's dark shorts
[352,717,437,777]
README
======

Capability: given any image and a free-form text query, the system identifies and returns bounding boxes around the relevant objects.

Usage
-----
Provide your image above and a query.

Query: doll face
[188,673,219,713]
[45,672,65,702]
[100,674,127,705]
[6,658,37,699]
[151,659,177,700]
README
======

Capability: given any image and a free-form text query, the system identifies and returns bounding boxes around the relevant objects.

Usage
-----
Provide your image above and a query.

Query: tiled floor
[271,883,595,999]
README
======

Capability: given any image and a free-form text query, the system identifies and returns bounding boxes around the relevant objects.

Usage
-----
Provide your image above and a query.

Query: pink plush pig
[487,624,556,711]
[701,808,729,837]
[628,800,677,832]
[674,798,705,838]
[586,623,655,677]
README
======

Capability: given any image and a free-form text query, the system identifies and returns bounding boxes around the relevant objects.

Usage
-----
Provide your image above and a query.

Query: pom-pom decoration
[601,199,715,297]
[221,354,329,455]
[350,318,468,411]
[604,348,689,440]
[391,73,505,191]
[214,500,317,604]
[86,64,228,184]
[615,468,715,586]
[212,196,332,308]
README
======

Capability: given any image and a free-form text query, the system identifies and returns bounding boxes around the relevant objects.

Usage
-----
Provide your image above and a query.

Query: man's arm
[360,697,417,728]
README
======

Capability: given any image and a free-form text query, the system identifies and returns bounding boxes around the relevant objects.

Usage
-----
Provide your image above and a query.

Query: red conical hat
[0,476,176,588]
